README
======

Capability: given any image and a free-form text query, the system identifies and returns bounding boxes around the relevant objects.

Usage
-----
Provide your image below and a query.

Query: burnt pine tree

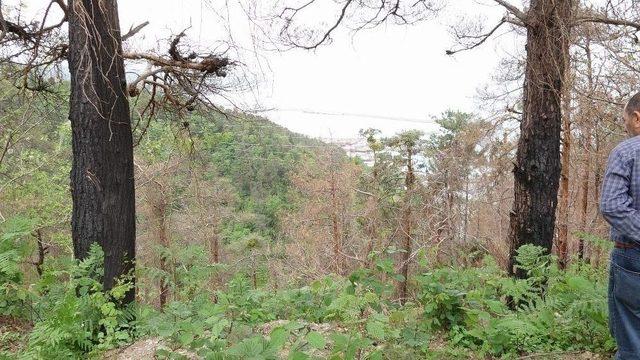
[445,1,639,275]
[506,0,572,277]
[448,0,638,275]
[0,0,234,301]
[67,0,136,302]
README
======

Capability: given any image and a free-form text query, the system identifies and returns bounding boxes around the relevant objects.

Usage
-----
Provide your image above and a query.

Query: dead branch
[294,0,353,49]
[122,21,149,42]
[446,18,508,56]
[275,0,440,50]
[573,14,640,31]
[492,0,529,25]
[1,0,240,125]
[124,52,232,75]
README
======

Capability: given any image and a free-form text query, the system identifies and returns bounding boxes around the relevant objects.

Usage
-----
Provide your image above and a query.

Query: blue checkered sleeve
[600,145,640,243]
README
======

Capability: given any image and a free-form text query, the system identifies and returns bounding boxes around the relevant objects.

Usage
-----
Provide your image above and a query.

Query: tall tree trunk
[443,169,453,243]
[329,149,344,275]
[153,193,170,310]
[579,130,591,260]
[593,128,602,202]
[592,127,603,267]
[331,207,341,274]
[364,153,379,269]
[578,35,594,261]
[67,0,136,302]
[508,0,572,277]
[464,174,469,244]
[330,179,341,275]
[364,205,378,269]
[399,149,415,304]
[208,225,220,298]
[557,70,572,269]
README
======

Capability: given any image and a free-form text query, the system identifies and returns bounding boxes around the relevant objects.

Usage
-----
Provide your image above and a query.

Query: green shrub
[21,244,136,358]
[0,217,37,318]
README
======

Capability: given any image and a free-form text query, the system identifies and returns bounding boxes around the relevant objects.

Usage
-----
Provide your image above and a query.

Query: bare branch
[492,0,528,25]
[446,18,507,56]
[124,51,232,75]
[275,0,440,50]
[1,18,33,42]
[573,15,640,31]
[0,132,13,169]
[504,15,525,27]
[296,0,354,49]
[127,66,170,95]
[122,21,149,41]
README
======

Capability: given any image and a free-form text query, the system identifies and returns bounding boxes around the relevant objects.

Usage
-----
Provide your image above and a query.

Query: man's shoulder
[612,136,640,158]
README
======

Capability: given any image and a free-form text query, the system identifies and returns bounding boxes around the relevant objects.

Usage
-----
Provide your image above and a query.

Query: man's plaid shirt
[601,135,640,244]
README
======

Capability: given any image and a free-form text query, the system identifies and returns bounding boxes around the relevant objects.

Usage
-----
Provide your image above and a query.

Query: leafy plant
[22,244,136,358]
[0,217,37,318]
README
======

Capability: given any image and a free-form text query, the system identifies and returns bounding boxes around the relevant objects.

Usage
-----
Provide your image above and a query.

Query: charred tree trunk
[508,0,572,278]
[67,0,136,302]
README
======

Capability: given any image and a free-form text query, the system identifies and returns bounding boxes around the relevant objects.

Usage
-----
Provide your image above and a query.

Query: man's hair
[626,92,640,116]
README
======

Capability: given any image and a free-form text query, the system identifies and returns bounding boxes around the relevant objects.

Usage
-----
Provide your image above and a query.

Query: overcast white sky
[14,0,524,140]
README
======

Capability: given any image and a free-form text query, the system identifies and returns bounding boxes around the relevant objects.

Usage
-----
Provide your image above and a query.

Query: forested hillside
[1,79,331,292]
[1,83,616,359]
[2,0,639,359]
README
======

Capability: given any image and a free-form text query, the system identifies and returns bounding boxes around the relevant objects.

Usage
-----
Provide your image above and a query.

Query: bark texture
[67,0,136,302]
[508,0,573,277]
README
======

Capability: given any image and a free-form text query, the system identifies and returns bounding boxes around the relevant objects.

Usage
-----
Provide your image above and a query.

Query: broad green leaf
[366,320,385,340]
[269,327,289,349]
[306,331,326,349]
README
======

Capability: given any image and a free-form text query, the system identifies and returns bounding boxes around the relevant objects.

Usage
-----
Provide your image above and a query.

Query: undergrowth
[0,219,614,359]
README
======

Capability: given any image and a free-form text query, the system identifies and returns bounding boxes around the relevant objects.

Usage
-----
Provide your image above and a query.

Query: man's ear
[634,111,640,125]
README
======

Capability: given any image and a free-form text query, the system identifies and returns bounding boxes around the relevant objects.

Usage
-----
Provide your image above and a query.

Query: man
[601,92,640,359]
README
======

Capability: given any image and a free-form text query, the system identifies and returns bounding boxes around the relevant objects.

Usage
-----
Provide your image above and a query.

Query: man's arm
[600,149,640,242]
